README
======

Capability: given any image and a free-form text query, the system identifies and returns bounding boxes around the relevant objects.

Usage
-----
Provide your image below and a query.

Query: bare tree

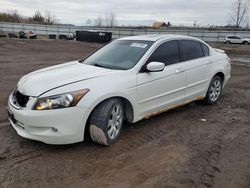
[95,15,104,27]
[44,11,56,25]
[105,12,117,27]
[86,18,92,25]
[29,10,58,25]
[231,0,249,28]
[0,10,22,22]
[9,10,21,22]
[94,12,117,27]
[31,11,44,24]
[0,10,58,24]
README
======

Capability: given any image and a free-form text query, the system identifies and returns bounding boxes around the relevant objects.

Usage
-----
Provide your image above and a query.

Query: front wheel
[89,99,124,145]
[203,76,223,105]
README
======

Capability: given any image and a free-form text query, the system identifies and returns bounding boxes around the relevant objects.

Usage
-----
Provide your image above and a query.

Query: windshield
[81,40,153,70]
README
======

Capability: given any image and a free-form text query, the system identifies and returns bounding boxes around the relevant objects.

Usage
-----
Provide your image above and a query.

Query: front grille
[15,90,30,107]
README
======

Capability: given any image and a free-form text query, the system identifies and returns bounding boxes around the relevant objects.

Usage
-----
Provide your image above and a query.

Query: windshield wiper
[94,63,109,69]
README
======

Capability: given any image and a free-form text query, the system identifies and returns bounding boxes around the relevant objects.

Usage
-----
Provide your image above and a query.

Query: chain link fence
[1,22,250,42]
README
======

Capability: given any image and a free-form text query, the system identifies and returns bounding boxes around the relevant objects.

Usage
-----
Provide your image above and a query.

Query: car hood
[17,61,113,96]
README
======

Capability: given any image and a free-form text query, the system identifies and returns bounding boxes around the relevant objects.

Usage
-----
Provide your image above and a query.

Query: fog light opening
[51,127,58,132]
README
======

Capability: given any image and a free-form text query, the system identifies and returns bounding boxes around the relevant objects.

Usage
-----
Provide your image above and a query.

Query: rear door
[235,36,243,44]
[136,40,186,117]
[230,36,241,44]
[179,40,211,102]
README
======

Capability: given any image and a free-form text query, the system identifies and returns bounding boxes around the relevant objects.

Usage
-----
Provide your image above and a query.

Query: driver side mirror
[146,62,165,72]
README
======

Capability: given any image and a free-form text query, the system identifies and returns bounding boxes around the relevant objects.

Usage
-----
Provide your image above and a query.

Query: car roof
[117,34,201,42]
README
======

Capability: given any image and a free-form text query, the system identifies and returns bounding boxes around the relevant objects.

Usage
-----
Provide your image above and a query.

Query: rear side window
[180,40,204,61]
[147,40,180,66]
[201,43,210,57]
[228,36,241,39]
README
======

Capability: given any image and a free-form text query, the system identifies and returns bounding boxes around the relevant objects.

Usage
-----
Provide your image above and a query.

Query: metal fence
[1,22,250,42]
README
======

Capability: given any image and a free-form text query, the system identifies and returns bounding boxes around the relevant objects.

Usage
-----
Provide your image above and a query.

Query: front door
[136,40,186,118]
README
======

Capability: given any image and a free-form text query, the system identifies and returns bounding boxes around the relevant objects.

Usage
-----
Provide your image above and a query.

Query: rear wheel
[243,41,249,45]
[203,76,223,105]
[89,98,124,146]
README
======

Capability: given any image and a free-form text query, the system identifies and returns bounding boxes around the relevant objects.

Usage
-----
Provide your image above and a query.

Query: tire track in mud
[228,85,250,91]
[106,108,191,159]
[109,123,178,157]
[199,88,250,187]
[201,125,250,188]
[220,127,250,160]
[0,149,42,167]
[0,121,9,128]
[201,144,222,187]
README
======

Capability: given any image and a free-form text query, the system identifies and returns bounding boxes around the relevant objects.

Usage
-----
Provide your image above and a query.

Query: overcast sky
[0,0,249,26]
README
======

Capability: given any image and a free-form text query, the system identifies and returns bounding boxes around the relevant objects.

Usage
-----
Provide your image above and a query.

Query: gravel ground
[0,39,250,188]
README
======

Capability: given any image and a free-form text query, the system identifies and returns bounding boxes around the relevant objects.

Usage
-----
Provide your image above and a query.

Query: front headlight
[33,89,89,110]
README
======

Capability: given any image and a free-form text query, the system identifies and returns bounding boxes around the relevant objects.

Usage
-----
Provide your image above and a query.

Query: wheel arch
[83,95,135,140]
[203,72,224,105]
[205,71,225,95]
[90,96,134,123]
[214,72,225,83]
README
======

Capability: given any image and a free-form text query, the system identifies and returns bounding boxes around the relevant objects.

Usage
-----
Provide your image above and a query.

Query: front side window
[201,43,210,57]
[147,40,180,66]
[180,40,204,61]
[82,40,153,70]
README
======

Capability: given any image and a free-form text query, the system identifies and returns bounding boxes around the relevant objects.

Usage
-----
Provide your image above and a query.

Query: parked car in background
[67,33,75,40]
[8,33,18,38]
[18,31,27,39]
[28,31,37,39]
[7,35,231,146]
[224,35,250,45]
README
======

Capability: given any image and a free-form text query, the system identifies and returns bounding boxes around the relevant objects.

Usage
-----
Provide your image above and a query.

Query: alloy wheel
[107,104,123,140]
[209,79,222,102]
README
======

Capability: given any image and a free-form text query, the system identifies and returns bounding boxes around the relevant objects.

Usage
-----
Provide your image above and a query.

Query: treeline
[0,10,57,25]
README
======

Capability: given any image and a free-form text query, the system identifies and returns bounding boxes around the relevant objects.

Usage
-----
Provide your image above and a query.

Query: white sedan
[7,35,231,145]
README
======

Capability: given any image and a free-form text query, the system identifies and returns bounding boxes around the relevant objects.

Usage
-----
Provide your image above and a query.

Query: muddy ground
[0,39,250,188]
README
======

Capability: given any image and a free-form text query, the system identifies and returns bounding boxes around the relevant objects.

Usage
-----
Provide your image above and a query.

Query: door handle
[175,68,183,74]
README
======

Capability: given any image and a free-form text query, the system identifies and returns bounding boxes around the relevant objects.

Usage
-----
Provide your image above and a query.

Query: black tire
[243,41,249,45]
[225,41,231,44]
[203,76,223,105]
[89,98,124,146]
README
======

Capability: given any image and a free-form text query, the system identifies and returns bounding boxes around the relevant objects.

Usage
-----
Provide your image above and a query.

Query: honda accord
[7,35,231,145]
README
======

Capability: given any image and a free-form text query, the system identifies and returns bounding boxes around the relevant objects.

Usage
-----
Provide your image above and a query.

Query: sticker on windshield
[130,43,148,48]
